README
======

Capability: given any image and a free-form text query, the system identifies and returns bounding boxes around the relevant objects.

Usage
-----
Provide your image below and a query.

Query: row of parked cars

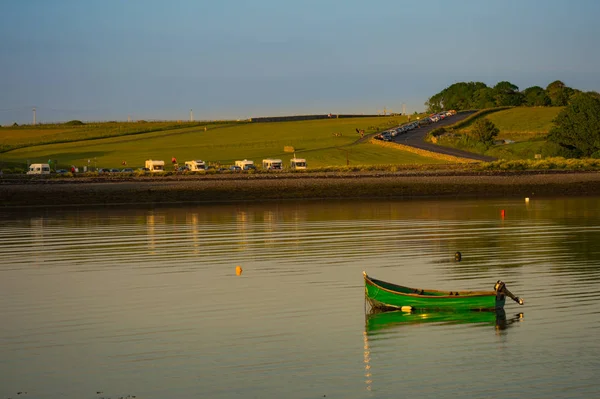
[428,109,457,123]
[374,110,457,142]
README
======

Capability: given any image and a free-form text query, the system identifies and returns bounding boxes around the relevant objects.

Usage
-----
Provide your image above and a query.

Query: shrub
[64,120,85,126]
[469,118,499,149]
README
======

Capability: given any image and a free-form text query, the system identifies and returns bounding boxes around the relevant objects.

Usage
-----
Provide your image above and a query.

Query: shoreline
[2,170,600,207]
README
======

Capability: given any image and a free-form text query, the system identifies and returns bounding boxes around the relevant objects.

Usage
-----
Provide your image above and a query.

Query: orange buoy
[501,209,505,218]
[235,266,243,276]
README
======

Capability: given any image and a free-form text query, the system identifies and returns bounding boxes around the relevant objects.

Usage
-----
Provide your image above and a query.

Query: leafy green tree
[523,86,551,106]
[493,81,524,106]
[473,87,496,109]
[585,91,600,100]
[469,118,499,148]
[548,92,600,157]
[425,82,487,112]
[546,80,574,106]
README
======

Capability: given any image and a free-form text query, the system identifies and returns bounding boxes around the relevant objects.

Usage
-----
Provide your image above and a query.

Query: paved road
[391,111,496,162]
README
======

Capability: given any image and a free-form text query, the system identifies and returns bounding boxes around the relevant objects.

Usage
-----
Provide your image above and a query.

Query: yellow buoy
[401,306,413,312]
[235,266,243,276]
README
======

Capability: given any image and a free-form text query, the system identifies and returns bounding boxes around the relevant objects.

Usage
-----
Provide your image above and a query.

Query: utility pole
[32,107,36,125]
[402,103,406,115]
[190,109,194,122]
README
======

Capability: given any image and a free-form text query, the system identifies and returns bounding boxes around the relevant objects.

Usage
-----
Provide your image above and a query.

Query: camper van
[27,163,51,175]
[145,159,165,172]
[290,158,307,170]
[235,159,256,170]
[185,160,206,171]
[262,159,282,170]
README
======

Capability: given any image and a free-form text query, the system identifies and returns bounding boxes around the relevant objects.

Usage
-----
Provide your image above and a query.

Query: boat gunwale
[364,273,497,299]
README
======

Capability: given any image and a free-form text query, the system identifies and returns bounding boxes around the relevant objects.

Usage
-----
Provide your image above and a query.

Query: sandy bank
[2,170,600,207]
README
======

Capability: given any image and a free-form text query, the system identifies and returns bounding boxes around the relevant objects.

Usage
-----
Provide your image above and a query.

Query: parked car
[97,168,111,173]
[55,169,69,174]
[121,168,134,173]
[138,167,150,172]
[109,168,120,173]
[177,166,190,172]
[229,165,242,171]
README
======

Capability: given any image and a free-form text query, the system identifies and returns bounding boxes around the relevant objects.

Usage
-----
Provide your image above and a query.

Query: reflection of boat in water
[362,309,523,392]
[365,308,523,333]
[364,271,524,311]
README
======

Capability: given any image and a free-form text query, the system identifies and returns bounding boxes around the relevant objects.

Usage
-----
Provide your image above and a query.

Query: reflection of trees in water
[544,219,600,278]
[433,217,600,280]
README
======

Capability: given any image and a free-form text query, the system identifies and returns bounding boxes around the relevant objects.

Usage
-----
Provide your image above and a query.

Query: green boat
[363,271,524,311]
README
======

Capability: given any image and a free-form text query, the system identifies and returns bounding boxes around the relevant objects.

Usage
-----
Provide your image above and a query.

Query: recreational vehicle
[185,160,206,171]
[27,163,51,175]
[145,159,165,172]
[290,158,307,170]
[262,158,282,170]
[235,159,256,170]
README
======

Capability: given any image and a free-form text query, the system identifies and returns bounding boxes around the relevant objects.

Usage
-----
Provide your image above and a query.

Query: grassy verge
[429,107,563,160]
[478,157,600,171]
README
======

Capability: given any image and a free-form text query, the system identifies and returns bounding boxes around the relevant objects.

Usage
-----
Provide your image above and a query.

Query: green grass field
[460,107,563,141]
[0,107,568,170]
[1,115,448,170]
[443,107,564,160]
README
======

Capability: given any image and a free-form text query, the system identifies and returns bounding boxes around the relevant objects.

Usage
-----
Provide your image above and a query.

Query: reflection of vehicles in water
[363,271,524,311]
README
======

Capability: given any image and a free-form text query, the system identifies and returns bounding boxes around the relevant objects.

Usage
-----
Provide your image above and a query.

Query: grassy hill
[0,107,568,171]
[1,115,448,170]
[443,107,564,160]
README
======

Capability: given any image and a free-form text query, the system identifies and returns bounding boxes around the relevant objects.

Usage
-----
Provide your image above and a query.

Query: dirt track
[2,170,600,207]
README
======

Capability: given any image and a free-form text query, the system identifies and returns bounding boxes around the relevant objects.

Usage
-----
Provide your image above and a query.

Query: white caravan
[145,159,165,172]
[185,160,207,171]
[235,159,256,170]
[262,158,283,170]
[290,158,307,170]
[27,163,51,175]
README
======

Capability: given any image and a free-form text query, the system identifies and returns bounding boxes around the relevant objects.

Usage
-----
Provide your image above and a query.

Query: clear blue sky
[1,0,599,124]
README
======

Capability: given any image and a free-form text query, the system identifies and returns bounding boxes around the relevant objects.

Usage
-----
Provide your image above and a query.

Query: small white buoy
[401,306,413,312]
[525,197,530,203]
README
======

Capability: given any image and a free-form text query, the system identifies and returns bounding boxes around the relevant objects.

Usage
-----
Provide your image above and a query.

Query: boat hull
[364,273,505,311]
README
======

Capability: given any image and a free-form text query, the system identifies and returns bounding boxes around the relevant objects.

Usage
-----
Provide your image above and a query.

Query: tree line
[425,80,596,113]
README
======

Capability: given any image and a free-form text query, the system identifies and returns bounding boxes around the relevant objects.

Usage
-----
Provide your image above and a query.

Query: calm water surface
[1,197,600,399]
